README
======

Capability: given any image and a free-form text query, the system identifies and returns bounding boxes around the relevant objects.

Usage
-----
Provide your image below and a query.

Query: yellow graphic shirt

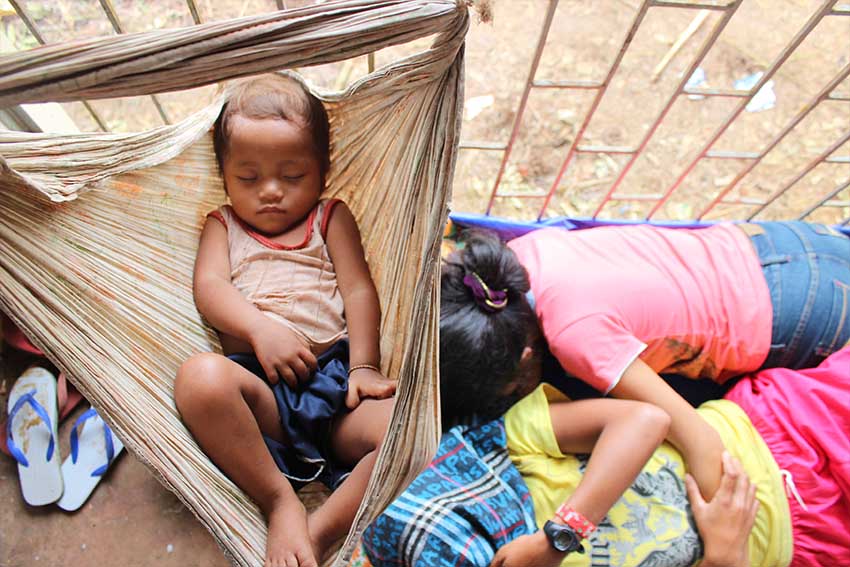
[504,384,792,567]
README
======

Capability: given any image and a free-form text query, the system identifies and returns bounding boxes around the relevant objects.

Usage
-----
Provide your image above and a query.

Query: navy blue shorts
[228,339,352,490]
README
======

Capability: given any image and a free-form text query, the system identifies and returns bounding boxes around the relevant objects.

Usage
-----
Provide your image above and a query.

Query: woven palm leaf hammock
[0,1,468,564]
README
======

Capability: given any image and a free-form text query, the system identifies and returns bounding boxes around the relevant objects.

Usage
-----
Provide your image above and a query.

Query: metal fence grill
[460,0,850,225]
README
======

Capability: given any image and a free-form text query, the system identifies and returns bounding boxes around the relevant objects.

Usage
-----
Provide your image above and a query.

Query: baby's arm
[490,398,670,567]
[324,203,396,408]
[610,358,724,501]
[193,217,317,386]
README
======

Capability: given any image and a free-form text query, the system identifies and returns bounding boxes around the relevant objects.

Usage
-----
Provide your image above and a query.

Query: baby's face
[223,115,322,236]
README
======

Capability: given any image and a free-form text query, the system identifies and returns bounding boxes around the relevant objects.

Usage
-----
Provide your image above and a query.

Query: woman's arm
[193,217,316,386]
[610,358,724,501]
[490,397,671,567]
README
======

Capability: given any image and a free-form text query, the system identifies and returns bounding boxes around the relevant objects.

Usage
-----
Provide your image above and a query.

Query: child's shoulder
[317,198,348,239]
[206,204,234,229]
[319,197,347,210]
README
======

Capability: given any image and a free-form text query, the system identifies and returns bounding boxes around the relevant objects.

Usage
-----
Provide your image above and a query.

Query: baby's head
[212,74,331,235]
[440,229,542,427]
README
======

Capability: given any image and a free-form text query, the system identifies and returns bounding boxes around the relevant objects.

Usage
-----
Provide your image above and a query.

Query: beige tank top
[209,200,347,353]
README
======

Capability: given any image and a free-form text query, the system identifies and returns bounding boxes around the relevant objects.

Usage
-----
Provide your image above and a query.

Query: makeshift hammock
[0,1,468,565]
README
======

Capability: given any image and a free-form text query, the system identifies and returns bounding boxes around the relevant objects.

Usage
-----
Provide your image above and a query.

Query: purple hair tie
[463,272,508,312]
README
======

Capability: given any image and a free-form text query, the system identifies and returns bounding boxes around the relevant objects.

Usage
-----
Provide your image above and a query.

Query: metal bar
[81,100,109,131]
[276,0,286,9]
[649,0,735,9]
[186,0,202,24]
[651,0,840,220]
[829,93,850,101]
[823,199,850,206]
[9,0,108,131]
[798,179,850,219]
[826,156,850,163]
[720,197,767,206]
[98,0,125,33]
[459,142,508,150]
[830,5,850,15]
[7,0,45,43]
[492,192,548,199]
[682,86,749,97]
[588,0,743,219]
[150,95,171,124]
[705,150,760,159]
[532,80,603,89]
[98,0,171,125]
[368,53,375,73]
[485,0,560,215]
[576,145,637,154]
[748,129,850,219]
[698,60,850,218]
[610,193,664,201]
[539,1,655,220]
[0,106,41,132]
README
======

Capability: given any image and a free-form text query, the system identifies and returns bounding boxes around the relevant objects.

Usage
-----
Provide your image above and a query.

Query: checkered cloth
[363,418,537,566]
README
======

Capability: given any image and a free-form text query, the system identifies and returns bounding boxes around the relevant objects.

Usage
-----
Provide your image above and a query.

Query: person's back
[508,224,772,392]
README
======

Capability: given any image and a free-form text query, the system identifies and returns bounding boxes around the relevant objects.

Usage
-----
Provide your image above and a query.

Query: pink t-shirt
[508,224,772,393]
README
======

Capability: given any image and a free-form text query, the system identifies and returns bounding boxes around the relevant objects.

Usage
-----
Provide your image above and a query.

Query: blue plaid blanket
[363,418,537,566]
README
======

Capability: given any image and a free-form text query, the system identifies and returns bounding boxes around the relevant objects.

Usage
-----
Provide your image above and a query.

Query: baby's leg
[174,352,317,567]
[308,398,394,560]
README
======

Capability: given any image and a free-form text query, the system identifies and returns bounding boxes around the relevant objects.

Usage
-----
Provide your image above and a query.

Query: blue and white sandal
[57,406,124,512]
[6,367,63,506]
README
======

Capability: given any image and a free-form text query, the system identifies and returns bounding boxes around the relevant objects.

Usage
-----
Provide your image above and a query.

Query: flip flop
[1,371,83,458]
[6,367,63,506]
[57,407,124,512]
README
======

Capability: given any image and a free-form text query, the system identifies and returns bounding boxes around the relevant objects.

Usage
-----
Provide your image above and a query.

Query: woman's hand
[489,531,565,567]
[249,319,317,388]
[685,451,758,567]
[346,368,397,409]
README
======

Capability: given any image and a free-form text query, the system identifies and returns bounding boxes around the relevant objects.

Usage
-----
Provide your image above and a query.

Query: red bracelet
[554,504,596,540]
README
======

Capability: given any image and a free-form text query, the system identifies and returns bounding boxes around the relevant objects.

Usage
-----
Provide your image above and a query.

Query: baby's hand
[346,368,397,409]
[249,319,317,388]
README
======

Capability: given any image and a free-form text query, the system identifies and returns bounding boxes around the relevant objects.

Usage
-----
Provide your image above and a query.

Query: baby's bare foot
[265,493,317,567]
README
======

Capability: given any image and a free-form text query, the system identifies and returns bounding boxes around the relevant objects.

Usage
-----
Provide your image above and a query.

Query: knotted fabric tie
[463,272,508,312]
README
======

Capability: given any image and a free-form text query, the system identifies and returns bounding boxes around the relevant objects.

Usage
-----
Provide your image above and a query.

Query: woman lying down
[358,231,849,567]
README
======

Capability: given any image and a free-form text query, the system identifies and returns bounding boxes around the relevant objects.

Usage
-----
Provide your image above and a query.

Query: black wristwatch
[543,520,585,554]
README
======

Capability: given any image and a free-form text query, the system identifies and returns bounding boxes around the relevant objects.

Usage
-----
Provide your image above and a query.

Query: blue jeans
[744,221,850,370]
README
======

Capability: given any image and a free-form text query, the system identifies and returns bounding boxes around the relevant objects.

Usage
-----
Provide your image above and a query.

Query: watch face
[554,529,577,551]
[543,520,583,553]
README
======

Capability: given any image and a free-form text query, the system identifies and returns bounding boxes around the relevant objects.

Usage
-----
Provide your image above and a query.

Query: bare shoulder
[326,200,359,232]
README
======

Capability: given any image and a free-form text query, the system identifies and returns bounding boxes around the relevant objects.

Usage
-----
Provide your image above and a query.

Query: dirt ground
[0,1,848,566]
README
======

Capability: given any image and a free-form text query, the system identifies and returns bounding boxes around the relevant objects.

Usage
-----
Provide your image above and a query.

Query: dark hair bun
[442,229,530,316]
[439,228,538,426]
